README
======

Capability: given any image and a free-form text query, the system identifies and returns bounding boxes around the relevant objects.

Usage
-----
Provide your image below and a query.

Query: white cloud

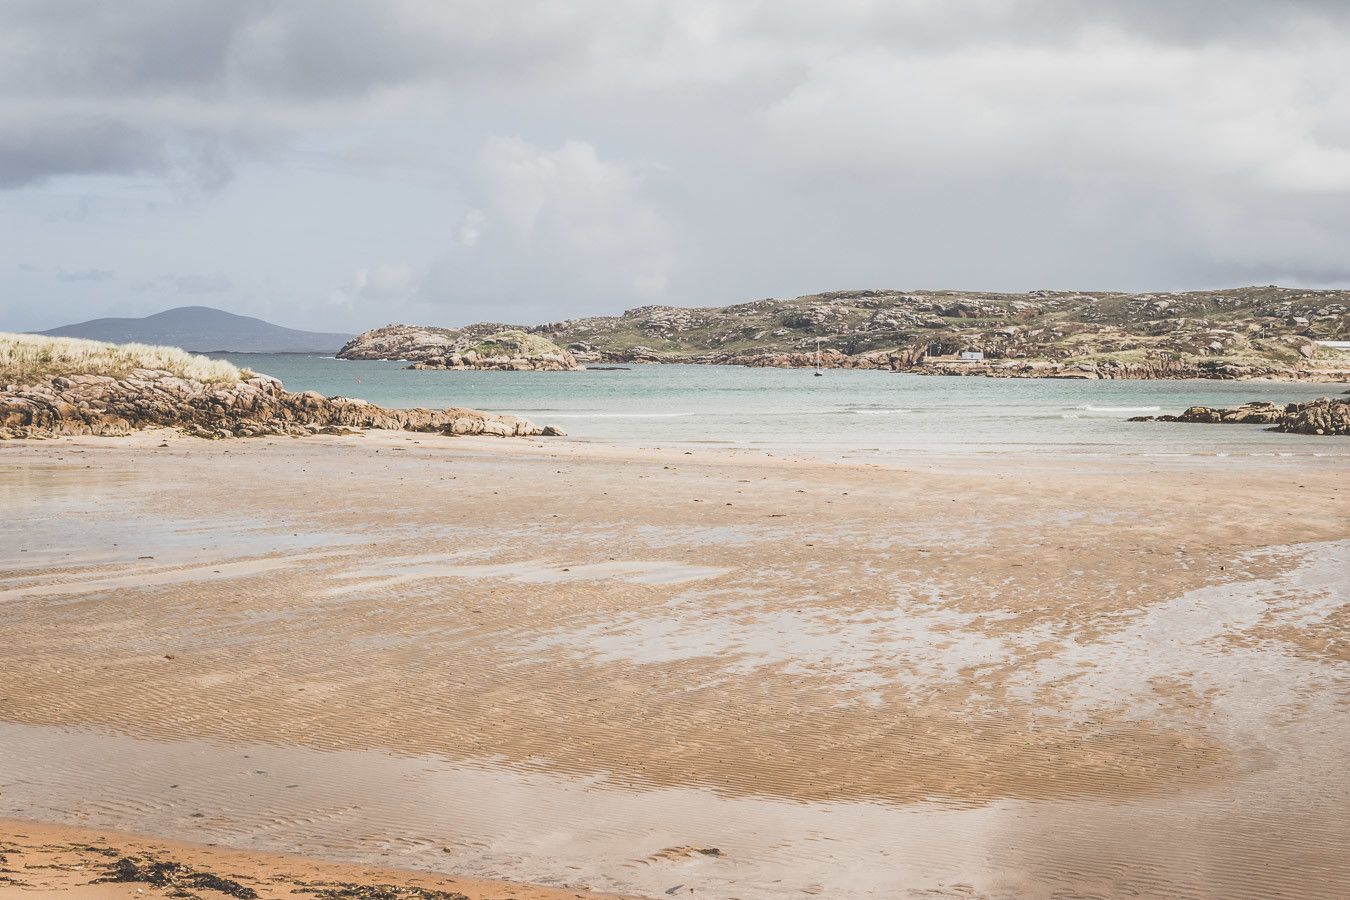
[423,137,674,319]
[455,208,485,247]
[759,34,1350,192]
[328,263,420,308]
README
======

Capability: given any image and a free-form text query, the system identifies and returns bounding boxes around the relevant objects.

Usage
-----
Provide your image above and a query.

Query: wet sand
[1,429,1347,898]
[0,817,627,899]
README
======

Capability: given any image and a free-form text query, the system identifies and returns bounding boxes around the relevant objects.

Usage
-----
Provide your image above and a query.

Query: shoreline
[683,359,1349,382]
[236,349,1350,384]
[3,424,1344,473]
[0,816,629,899]
[333,353,1350,383]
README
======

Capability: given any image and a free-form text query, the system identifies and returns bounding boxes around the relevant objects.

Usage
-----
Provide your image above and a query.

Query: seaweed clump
[101,855,258,899]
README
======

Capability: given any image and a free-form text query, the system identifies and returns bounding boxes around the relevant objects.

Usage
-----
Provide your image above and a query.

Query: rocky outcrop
[336,324,460,361]
[0,370,563,440]
[1273,397,1350,435]
[339,326,582,371]
[1131,402,1286,425]
[1129,397,1348,435]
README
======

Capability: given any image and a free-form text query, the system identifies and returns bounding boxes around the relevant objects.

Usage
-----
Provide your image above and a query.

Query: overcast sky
[3,1,1349,333]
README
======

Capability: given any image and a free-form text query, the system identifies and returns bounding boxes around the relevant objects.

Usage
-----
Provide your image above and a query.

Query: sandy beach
[1,430,1347,898]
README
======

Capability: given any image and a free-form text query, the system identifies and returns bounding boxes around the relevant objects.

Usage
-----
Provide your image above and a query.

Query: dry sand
[1,429,1346,898]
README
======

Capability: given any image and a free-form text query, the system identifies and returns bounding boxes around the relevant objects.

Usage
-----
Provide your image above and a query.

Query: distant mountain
[38,306,354,353]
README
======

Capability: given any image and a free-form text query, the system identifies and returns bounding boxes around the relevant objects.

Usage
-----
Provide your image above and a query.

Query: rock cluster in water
[1129,397,1349,435]
[0,369,563,439]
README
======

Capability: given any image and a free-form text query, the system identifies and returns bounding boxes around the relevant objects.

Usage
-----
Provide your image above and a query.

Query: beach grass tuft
[0,333,247,385]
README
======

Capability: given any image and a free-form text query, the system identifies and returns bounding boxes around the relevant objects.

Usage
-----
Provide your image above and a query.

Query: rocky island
[0,334,562,439]
[339,326,582,371]
[343,286,1350,381]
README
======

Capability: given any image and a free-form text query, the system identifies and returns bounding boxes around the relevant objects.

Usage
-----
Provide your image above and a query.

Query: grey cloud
[0,0,587,104]
[166,273,233,294]
[132,273,235,295]
[0,119,237,190]
[6,2,1349,103]
[1,0,250,94]
[58,267,115,283]
[0,118,163,187]
[1080,0,1350,43]
[1192,262,1350,288]
[731,1,1350,60]
[5,2,1349,186]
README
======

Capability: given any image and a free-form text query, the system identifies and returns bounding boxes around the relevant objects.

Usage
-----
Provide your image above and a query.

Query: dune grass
[0,333,247,385]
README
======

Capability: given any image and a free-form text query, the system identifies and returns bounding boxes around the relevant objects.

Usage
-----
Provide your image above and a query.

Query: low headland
[340,285,1350,381]
[0,333,562,440]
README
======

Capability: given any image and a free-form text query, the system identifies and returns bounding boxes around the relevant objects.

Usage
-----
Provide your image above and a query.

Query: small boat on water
[814,337,824,376]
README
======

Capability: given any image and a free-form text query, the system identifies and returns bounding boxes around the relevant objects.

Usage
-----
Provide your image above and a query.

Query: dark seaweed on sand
[100,855,259,899]
[294,883,470,900]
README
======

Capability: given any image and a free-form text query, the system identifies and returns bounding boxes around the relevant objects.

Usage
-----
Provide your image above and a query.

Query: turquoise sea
[216,354,1348,461]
